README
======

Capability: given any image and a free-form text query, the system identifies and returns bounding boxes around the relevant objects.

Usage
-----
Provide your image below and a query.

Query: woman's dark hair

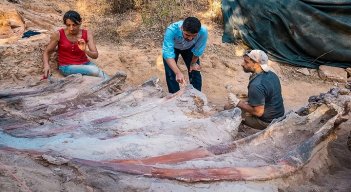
[182,17,201,34]
[63,10,82,25]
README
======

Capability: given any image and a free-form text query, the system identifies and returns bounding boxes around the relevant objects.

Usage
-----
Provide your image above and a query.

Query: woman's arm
[42,31,59,77]
[85,29,98,59]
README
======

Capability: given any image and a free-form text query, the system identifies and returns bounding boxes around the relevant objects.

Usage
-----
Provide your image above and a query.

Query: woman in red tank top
[42,10,109,80]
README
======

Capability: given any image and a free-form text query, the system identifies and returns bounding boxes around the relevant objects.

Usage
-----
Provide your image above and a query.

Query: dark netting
[222,0,351,68]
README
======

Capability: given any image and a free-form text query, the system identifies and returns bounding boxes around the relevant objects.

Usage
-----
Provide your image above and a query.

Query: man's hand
[228,93,240,107]
[176,72,186,86]
[77,39,86,51]
[190,63,201,72]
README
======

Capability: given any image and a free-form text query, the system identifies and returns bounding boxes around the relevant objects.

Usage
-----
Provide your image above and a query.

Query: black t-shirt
[248,71,285,122]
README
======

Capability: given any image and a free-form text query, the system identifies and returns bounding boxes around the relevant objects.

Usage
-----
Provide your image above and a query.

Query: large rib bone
[1,75,349,184]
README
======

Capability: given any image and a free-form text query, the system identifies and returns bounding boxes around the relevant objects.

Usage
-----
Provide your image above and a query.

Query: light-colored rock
[318,65,348,83]
[296,68,310,76]
[0,34,53,80]
[268,60,283,78]
[0,0,64,80]
[42,154,69,165]
[0,9,25,39]
[346,68,351,77]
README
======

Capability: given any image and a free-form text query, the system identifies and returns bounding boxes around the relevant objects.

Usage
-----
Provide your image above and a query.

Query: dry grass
[207,0,222,24]
[74,0,223,43]
[139,0,218,30]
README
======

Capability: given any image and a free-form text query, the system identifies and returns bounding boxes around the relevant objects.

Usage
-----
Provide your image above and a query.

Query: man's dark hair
[182,17,201,34]
[63,10,82,25]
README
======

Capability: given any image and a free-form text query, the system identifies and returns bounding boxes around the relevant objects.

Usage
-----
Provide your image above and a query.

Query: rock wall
[0,0,63,80]
[0,34,57,80]
[0,9,25,40]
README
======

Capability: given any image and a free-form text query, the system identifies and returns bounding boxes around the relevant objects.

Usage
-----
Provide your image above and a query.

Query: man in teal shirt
[229,50,285,130]
[162,17,208,93]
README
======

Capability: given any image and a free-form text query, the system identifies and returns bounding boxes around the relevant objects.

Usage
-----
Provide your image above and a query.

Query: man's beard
[243,67,252,73]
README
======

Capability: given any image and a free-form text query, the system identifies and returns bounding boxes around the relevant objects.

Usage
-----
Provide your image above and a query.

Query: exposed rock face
[0,34,53,80]
[318,65,348,83]
[296,68,310,76]
[346,67,351,77]
[0,0,65,80]
[0,74,350,191]
[0,9,25,41]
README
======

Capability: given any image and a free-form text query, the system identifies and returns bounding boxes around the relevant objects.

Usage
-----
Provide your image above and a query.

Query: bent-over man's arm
[238,84,265,117]
[237,101,264,117]
[162,27,185,84]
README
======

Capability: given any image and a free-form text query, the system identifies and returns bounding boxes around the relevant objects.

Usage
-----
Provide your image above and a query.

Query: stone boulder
[318,65,348,83]
[0,8,25,43]
[0,34,55,80]
[346,68,351,77]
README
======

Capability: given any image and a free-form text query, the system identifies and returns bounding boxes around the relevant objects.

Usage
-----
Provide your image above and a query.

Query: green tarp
[222,0,351,68]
